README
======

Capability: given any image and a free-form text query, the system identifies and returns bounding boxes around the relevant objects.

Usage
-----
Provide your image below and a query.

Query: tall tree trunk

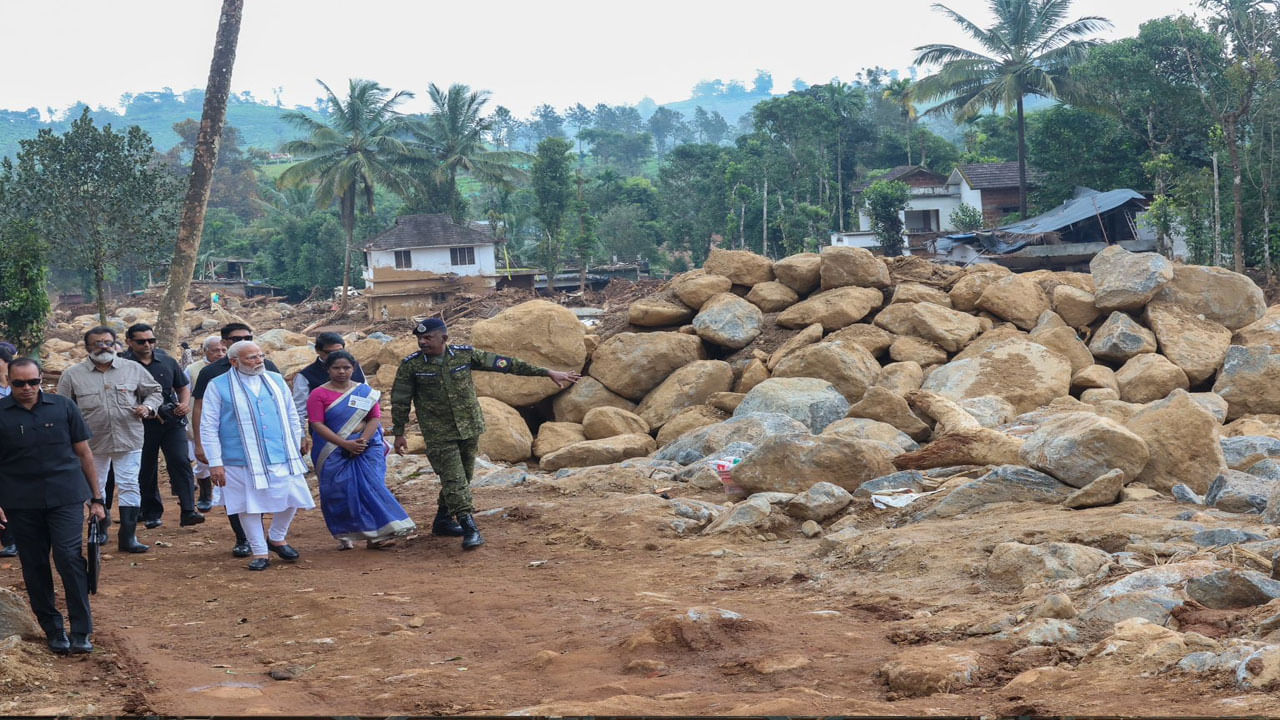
[1264,200,1273,283]
[836,141,845,232]
[340,193,355,313]
[761,177,769,258]
[1015,95,1028,218]
[1213,150,1223,267]
[1226,118,1246,273]
[95,257,107,325]
[154,0,243,354]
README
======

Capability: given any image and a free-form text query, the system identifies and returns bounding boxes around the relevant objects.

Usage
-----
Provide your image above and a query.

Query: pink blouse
[307,385,382,425]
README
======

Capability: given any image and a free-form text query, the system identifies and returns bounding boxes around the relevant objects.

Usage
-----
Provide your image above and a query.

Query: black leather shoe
[46,631,70,655]
[457,513,485,550]
[69,633,92,654]
[0,543,16,557]
[431,506,464,537]
[268,543,300,562]
[232,542,252,558]
[196,499,213,513]
[179,511,205,526]
[247,557,270,571]
[143,518,163,529]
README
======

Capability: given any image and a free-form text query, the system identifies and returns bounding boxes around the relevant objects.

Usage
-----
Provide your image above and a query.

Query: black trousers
[7,504,92,636]
[139,420,196,521]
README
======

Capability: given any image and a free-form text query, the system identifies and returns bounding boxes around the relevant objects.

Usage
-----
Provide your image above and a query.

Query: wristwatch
[90,498,105,505]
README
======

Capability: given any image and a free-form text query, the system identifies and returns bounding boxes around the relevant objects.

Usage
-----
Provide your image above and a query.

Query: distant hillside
[0,89,322,158]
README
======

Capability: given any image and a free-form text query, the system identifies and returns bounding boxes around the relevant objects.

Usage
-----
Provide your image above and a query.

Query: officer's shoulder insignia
[449,344,473,352]
[494,357,510,369]
[401,351,422,363]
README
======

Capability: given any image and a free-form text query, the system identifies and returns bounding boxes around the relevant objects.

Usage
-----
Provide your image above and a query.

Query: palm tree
[882,78,918,165]
[410,83,530,224]
[279,79,417,311]
[913,0,1110,215]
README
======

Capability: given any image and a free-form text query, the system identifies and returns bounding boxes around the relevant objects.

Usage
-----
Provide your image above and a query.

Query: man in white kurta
[200,341,314,570]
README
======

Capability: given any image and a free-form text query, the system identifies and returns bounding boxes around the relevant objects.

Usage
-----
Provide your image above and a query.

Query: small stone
[1062,468,1126,509]
[800,520,822,538]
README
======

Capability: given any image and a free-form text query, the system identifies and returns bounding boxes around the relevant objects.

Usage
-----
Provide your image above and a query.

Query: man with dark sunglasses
[0,358,105,655]
[191,323,282,557]
[121,323,203,529]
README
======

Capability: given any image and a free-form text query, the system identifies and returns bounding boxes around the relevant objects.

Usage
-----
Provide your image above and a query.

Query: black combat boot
[196,477,213,513]
[117,507,150,554]
[457,514,484,550]
[432,506,464,536]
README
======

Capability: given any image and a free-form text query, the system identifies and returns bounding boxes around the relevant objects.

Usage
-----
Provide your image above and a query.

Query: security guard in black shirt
[0,358,105,655]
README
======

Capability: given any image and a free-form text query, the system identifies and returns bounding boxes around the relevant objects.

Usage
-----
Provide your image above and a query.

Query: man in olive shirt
[391,318,579,550]
[0,358,106,655]
[57,326,162,554]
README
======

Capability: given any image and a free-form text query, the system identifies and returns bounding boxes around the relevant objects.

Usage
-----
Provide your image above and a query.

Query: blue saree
[310,383,416,544]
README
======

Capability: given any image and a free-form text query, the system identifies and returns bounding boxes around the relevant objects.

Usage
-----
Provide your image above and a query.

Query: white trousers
[93,449,143,508]
[240,508,298,556]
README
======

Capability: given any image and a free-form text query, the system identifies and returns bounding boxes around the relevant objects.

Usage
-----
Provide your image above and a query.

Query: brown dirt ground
[6,460,1280,716]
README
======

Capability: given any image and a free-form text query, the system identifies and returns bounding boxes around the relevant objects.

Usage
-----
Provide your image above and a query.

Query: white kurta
[200,370,316,515]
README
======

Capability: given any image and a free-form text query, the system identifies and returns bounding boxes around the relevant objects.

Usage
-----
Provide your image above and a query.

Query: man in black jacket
[0,358,105,654]
[291,331,366,422]
[121,323,204,529]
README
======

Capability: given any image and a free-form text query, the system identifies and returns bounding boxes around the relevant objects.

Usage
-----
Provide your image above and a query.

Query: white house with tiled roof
[361,214,502,320]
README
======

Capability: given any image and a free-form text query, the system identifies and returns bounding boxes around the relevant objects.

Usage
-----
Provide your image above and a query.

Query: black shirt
[122,347,189,426]
[191,356,280,400]
[0,392,93,509]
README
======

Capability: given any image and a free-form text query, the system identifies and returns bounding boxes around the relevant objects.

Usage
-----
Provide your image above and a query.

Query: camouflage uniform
[391,345,549,515]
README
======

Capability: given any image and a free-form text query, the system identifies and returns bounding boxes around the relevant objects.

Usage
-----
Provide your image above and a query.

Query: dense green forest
[0,0,1275,305]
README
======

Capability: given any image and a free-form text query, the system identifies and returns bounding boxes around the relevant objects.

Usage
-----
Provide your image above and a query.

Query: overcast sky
[4,0,1201,118]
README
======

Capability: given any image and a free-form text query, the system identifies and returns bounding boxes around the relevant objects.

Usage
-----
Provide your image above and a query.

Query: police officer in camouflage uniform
[392,318,579,549]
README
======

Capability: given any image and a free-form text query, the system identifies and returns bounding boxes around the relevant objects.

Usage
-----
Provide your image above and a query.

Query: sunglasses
[132,338,158,345]
[227,335,253,342]
[11,379,41,388]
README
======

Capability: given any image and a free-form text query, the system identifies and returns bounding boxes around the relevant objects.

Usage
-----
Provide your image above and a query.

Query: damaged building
[362,214,503,320]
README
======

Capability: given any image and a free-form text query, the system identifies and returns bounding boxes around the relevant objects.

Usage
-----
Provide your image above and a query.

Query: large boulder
[1019,411,1150,488]
[976,274,1051,330]
[745,281,799,313]
[776,286,884,331]
[926,465,1073,519]
[1152,264,1266,330]
[826,323,895,357]
[703,247,774,287]
[271,345,318,379]
[767,323,824,371]
[733,358,770,393]
[472,300,588,407]
[1072,364,1119,393]
[1029,326,1093,374]
[819,246,890,290]
[874,361,925,397]
[346,337,385,375]
[628,296,694,327]
[1088,312,1158,364]
[692,292,764,350]
[256,328,310,352]
[824,417,919,451]
[784,481,855,522]
[1114,353,1190,404]
[1125,390,1225,494]
[731,432,898,494]
[655,412,808,464]
[948,265,1012,311]
[635,360,734,429]
[1213,345,1280,420]
[986,541,1111,590]
[873,301,982,353]
[582,406,650,439]
[539,434,657,471]
[670,270,733,310]
[921,337,1072,414]
[888,336,947,366]
[890,282,952,307]
[1144,302,1231,385]
[771,340,882,404]
[655,405,727,447]
[1052,285,1101,329]
[1232,306,1280,347]
[588,332,706,401]
[772,252,822,295]
[1088,245,1173,311]
[477,397,533,462]
[551,376,636,423]
[845,386,931,440]
[532,422,586,458]
[733,378,850,433]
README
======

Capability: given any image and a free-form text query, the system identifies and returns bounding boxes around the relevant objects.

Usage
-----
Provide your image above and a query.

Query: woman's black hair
[323,350,357,370]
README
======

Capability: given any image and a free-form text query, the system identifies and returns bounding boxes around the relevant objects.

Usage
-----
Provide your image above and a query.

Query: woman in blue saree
[306,351,416,549]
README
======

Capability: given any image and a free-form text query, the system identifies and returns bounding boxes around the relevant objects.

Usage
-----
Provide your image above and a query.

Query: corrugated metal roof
[999,189,1145,236]
[364,214,497,251]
